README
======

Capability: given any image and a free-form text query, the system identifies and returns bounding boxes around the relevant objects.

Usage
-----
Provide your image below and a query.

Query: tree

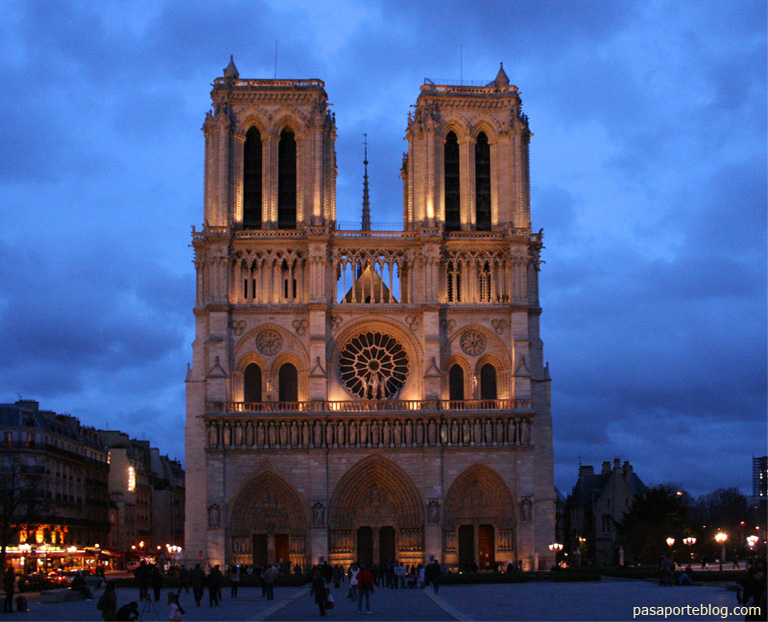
[0,453,50,571]
[615,485,691,564]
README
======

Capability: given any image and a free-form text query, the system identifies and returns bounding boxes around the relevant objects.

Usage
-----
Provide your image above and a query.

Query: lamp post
[666,536,675,559]
[682,537,696,562]
[747,535,759,550]
[715,532,727,571]
[548,542,563,568]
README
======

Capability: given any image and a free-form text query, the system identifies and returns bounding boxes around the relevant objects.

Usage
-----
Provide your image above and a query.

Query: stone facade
[185,58,555,571]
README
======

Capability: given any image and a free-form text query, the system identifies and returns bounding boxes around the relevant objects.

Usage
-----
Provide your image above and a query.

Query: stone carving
[312,502,325,527]
[231,320,246,336]
[427,500,440,524]
[440,319,456,334]
[256,329,282,355]
[405,315,421,330]
[292,319,309,335]
[519,498,533,522]
[207,503,221,528]
[460,330,486,356]
[491,319,507,334]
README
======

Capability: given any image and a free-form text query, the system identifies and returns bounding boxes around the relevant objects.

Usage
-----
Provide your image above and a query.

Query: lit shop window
[128,466,136,492]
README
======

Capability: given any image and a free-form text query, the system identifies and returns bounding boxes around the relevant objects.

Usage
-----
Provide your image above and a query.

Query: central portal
[357,527,373,566]
[379,526,395,565]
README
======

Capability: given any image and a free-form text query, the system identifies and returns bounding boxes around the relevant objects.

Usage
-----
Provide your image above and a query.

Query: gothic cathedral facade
[185,58,555,572]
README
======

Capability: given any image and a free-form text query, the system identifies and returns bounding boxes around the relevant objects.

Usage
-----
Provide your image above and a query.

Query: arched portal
[228,471,307,568]
[328,454,424,567]
[443,463,515,571]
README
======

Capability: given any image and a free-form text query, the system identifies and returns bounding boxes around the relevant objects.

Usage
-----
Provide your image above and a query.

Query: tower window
[444,131,460,231]
[479,363,497,400]
[278,129,297,229]
[449,364,464,401]
[475,133,491,231]
[244,363,262,403]
[243,127,263,228]
[479,261,491,302]
[278,363,298,403]
[447,261,462,302]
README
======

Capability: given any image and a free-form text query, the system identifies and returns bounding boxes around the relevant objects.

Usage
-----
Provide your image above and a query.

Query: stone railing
[202,410,534,451]
[206,398,530,414]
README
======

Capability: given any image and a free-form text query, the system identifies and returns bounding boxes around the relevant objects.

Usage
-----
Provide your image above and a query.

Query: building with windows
[0,400,111,571]
[564,458,646,565]
[185,59,555,571]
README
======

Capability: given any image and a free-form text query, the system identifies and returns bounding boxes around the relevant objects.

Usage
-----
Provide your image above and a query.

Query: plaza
[8,579,748,621]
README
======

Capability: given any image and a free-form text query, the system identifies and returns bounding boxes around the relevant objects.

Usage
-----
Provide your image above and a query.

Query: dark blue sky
[0,0,765,497]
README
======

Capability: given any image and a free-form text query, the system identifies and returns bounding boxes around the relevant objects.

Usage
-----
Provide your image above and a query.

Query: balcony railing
[206,398,531,415]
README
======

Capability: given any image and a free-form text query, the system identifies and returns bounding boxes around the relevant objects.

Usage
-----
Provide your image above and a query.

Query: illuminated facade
[185,59,555,571]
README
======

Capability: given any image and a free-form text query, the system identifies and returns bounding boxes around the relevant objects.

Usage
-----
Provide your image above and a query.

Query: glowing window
[128,466,136,492]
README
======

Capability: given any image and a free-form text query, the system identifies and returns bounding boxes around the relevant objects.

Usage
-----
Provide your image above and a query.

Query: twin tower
[185,58,555,572]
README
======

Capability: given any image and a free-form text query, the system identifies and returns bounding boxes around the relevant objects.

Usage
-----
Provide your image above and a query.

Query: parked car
[18,573,56,592]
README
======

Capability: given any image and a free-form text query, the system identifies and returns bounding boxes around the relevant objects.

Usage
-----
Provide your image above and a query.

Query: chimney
[579,465,594,477]
[623,461,633,476]
[613,457,621,471]
[602,461,611,475]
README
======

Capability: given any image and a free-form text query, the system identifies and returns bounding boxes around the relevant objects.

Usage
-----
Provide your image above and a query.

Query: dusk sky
[0,1,765,498]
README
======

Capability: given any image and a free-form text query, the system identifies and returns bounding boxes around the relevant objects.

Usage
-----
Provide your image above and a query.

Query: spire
[224,55,239,79]
[495,62,509,87]
[361,133,371,231]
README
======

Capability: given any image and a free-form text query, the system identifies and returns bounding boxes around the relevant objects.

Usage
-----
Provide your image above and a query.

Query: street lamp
[747,535,759,549]
[683,537,696,561]
[548,542,563,567]
[715,532,727,571]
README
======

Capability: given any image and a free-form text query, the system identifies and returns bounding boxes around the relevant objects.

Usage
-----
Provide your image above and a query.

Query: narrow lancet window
[444,131,461,231]
[278,129,297,229]
[480,363,497,400]
[244,363,262,403]
[475,133,491,231]
[243,127,262,229]
[279,363,298,403]
[449,364,464,401]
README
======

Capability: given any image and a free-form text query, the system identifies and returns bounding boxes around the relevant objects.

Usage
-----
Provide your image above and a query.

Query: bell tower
[402,63,531,231]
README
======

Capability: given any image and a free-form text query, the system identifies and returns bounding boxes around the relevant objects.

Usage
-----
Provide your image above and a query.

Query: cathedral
[184,57,555,572]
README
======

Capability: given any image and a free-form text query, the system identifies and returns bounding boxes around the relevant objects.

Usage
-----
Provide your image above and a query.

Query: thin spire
[362,133,371,231]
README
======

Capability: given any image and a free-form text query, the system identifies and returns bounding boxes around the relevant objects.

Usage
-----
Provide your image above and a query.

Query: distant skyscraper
[185,58,555,572]
[753,456,767,499]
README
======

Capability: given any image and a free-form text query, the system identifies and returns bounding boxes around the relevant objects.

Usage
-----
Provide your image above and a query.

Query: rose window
[339,332,409,399]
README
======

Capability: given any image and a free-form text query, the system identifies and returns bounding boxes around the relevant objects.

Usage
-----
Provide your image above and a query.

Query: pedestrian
[417,565,425,589]
[168,592,185,621]
[207,565,222,606]
[427,559,442,593]
[3,566,15,614]
[151,564,164,601]
[115,601,139,621]
[97,581,118,621]
[310,570,328,617]
[264,563,277,600]
[348,562,359,599]
[357,563,374,614]
[134,560,150,602]
[190,563,205,606]
[230,564,241,598]
[177,565,190,594]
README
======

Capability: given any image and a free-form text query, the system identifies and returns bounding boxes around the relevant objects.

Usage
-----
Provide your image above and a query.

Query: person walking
[190,563,205,606]
[264,564,277,600]
[427,559,442,593]
[207,565,222,607]
[357,563,374,614]
[310,570,328,617]
[230,564,241,598]
[348,562,359,600]
[151,563,163,601]
[3,566,15,614]
[97,581,117,621]
[177,565,190,594]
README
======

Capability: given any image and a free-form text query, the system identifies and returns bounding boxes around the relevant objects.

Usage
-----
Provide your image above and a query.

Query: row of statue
[206,415,533,450]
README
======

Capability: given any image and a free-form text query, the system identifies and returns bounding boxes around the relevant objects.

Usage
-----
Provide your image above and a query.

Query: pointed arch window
[449,364,464,401]
[278,129,297,229]
[444,131,461,231]
[278,362,298,403]
[475,132,491,231]
[244,363,262,403]
[479,363,497,400]
[479,261,491,302]
[447,261,462,302]
[243,127,262,229]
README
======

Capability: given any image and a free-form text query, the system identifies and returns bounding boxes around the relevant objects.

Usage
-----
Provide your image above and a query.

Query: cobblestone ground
[5,580,749,621]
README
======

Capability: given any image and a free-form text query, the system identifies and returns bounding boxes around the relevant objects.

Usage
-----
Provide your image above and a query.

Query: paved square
[9,579,747,621]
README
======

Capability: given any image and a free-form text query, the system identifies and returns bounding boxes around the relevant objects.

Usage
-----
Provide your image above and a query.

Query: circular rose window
[339,332,409,399]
